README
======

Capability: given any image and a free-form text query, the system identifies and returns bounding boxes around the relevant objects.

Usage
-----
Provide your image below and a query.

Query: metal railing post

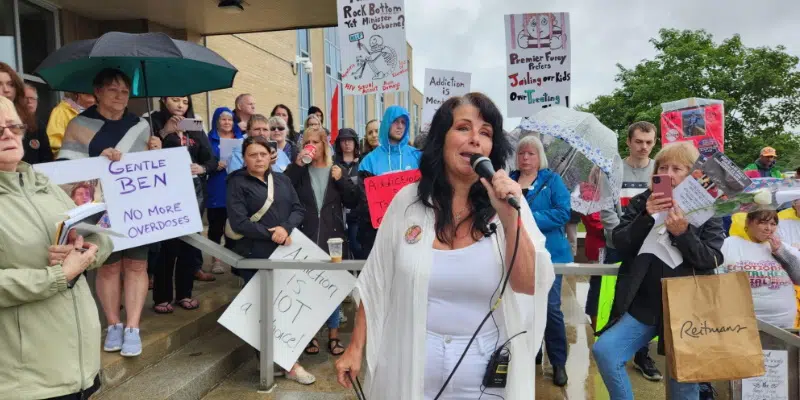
[259,269,275,392]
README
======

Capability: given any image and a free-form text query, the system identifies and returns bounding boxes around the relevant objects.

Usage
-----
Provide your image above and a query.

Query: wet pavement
[202,275,733,399]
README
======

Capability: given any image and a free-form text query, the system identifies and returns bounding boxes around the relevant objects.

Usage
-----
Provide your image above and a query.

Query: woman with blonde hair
[285,126,359,356]
[592,141,724,400]
[0,95,113,399]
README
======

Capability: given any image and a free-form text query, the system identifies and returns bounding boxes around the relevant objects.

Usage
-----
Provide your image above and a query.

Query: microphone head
[470,154,491,169]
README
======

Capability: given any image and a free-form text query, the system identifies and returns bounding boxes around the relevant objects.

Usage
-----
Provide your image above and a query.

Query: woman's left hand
[190,163,205,175]
[665,206,689,236]
[480,169,522,224]
[148,136,162,150]
[331,165,343,181]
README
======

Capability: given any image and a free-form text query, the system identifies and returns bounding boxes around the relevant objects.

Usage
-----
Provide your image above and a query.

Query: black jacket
[226,169,305,259]
[601,190,724,354]
[148,110,217,173]
[22,123,54,165]
[284,163,359,253]
[335,157,360,224]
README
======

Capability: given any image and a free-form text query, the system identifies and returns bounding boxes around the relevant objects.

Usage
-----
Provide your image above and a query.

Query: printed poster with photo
[660,99,725,157]
[421,68,471,132]
[504,12,571,117]
[337,0,409,95]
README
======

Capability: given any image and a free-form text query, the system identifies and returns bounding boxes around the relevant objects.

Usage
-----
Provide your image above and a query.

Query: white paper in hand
[639,213,684,269]
[217,230,356,370]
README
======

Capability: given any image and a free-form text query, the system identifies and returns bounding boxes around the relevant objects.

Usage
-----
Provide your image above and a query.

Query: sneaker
[339,308,348,324]
[120,328,142,357]
[103,323,124,352]
[699,382,716,400]
[286,365,316,385]
[632,352,663,381]
[211,260,225,274]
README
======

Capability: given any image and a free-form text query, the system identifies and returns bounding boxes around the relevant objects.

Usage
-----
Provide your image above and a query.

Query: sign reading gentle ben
[364,169,421,228]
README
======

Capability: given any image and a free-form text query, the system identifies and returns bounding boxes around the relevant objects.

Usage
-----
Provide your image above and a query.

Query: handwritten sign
[217,230,356,370]
[337,0,409,95]
[422,68,471,133]
[504,12,571,117]
[364,169,421,228]
[34,148,202,251]
[741,350,789,400]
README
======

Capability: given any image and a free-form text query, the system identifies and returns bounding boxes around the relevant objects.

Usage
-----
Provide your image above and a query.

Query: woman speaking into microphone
[335,93,555,399]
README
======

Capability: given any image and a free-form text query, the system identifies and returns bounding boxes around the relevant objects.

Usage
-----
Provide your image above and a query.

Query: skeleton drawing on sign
[517,13,566,50]
[354,35,398,80]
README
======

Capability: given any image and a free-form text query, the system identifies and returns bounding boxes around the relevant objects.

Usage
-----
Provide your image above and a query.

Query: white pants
[424,330,505,399]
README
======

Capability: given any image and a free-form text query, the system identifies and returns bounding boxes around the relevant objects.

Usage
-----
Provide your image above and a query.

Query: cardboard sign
[337,0,409,95]
[422,68,471,133]
[504,12,571,117]
[217,230,356,370]
[661,100,724,154]
[34,148,202,251]
[741,350,789,400]
[364,169,421,228]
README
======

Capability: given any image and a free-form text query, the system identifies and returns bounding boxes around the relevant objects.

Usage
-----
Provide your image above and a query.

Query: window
[354,96,367,139]
[375,93,384,120]
[400,91,408,109]
[0,0,17,68]
[324,27,344,130]
[297,29,311,127]
[18,0,57,75]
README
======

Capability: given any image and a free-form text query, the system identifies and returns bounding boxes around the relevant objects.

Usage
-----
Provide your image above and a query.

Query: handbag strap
[249,173,274,222]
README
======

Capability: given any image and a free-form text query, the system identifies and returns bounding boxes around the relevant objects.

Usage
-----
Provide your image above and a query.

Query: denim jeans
[543,274,568,367]
[593,313,699,399]
[326,305,342,329]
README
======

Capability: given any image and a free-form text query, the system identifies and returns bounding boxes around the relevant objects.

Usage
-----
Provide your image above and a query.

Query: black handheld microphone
[470,154,521,210]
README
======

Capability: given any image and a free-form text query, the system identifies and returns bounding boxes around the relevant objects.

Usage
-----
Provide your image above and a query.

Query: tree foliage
[580,29,800,170]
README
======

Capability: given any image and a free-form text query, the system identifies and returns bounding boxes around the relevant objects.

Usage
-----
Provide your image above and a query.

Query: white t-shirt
[719,236,797,328]
[778,218,800,248]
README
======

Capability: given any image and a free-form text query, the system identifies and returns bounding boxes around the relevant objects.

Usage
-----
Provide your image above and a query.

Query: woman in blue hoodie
[510,134,571,387]
[206,107,244,274]
[356,105,422,255]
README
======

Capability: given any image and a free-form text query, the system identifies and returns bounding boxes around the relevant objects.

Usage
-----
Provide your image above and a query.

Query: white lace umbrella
[518,108,624,215]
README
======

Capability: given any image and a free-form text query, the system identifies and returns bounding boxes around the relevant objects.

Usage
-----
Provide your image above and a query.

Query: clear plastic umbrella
[517,108,624,215]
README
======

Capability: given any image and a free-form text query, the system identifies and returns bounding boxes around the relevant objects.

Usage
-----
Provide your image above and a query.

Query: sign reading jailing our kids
[337,0,409,95]
[34,148,202,251]
[421,68,471,133]
[504,12,571,117]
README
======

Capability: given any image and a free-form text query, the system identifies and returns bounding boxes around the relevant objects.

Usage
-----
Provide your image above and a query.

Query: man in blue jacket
[356,105,421,256]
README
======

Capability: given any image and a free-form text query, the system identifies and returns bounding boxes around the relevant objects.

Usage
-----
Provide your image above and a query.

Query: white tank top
[427,238,506,336]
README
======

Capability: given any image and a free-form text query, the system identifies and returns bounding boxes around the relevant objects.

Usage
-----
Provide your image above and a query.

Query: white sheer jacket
[354,183,556,399]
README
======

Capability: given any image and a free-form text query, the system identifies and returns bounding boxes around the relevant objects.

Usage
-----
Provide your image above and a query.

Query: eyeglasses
[270,126,286,131]
[0,124,27,136]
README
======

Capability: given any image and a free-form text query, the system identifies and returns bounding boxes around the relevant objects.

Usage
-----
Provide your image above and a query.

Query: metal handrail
[179,233,800,393]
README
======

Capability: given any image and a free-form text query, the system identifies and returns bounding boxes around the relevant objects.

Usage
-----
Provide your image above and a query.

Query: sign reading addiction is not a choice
[34,147,202,251]
[364,169,421,228]
[421,68,471,133]
[217,230,356,371]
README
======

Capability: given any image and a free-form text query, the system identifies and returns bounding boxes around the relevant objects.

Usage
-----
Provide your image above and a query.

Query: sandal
[153,302,173,314]
[176,298,199,310]
[303,338,320,355]
[328,338,345,356]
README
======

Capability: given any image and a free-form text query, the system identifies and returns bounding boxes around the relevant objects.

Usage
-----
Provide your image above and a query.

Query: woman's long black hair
[417,93,513,246]
[270,104,296,134]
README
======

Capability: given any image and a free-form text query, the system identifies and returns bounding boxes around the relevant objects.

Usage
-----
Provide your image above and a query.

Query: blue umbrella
[34,31,237,98]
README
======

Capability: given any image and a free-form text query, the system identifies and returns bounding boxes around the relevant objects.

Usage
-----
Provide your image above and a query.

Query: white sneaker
[211,260,225,274]
[339,308,348,324]
[286,365,316,385]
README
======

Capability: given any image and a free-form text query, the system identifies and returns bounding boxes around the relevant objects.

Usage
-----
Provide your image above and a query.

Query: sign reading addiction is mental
[364,169,421,228]
[422,68,471,133]
[337,0,409,95]
[35,148,202,251]
[504,12,571,117]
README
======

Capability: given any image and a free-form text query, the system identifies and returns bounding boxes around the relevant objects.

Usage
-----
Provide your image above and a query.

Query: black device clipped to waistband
[482,330,528,388]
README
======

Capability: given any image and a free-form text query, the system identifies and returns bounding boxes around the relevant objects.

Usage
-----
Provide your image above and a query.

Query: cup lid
[327,238,344,244]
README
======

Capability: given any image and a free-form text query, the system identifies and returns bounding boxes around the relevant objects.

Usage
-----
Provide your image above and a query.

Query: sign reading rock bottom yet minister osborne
[504,12,571,117]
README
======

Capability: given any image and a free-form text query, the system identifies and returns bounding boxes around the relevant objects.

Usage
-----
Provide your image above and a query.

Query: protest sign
[661,98,725,156]
[217,230,355,370]
[421,68,471,132]
[504,12,571,117]
[337,0,409,95]
[34,148,202,251]
[219,138,243,163]
[741,350,789,400]
[364,169,421,228]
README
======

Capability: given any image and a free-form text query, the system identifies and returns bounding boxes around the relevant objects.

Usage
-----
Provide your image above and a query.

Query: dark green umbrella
[34,31,237,98]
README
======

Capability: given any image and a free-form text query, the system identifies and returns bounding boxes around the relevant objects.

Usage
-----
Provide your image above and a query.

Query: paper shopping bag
[661,272,765,382]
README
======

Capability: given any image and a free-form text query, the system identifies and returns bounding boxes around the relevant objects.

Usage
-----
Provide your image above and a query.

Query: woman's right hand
[335,346,363,389]
[60,236,99,281]
[217,160,227,171]
[296,149,309,166]
[162,115,184,135]
[100,148,122,162]
[645,192,673,216]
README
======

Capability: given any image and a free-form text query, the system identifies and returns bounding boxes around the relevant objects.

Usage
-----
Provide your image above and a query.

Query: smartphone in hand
[177,118,203,132]
[652,174,673,199]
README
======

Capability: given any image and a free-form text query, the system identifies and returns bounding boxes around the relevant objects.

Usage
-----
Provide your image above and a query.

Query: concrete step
[95,326,253,400]
[97,271,241,394]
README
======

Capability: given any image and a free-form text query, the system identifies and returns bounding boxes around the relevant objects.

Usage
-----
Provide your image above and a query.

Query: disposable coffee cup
[327,238,344,263]
[301,144,316,164]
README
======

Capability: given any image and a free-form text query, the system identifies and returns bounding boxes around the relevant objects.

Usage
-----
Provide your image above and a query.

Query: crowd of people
[1,58,798,399]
